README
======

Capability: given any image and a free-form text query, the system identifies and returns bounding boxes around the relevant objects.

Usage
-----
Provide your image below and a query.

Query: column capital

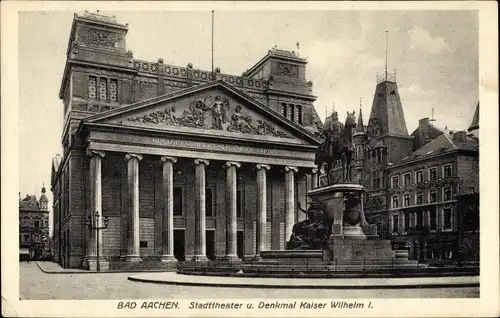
[285,166,298,173]
[225,161,241,169]
[125,153,143,162]
[194,158,209,166]
[256,164,271,171]
[161,156,177,164]
[86,149,105,158]
[311,168,318,174]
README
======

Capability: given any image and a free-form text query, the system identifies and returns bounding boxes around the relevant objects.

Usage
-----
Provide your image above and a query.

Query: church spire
[356,97,365,134]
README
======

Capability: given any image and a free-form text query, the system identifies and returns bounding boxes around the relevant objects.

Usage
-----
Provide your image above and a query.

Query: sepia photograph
[2,1,498,317]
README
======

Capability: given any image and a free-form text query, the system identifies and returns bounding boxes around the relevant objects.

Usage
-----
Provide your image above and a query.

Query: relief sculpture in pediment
[125,95,292,139]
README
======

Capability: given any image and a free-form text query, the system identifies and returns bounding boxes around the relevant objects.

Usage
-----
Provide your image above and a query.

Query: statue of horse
[315,111,357,185]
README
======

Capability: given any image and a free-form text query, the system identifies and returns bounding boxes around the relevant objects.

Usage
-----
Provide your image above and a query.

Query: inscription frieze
[125,95,293,139]
[278,63,299,77]
[151,138,280,156]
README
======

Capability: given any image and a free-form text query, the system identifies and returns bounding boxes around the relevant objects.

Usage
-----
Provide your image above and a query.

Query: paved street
[20,262,479,299]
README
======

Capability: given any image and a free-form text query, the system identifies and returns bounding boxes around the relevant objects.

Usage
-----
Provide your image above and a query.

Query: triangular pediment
[85,81,320,145]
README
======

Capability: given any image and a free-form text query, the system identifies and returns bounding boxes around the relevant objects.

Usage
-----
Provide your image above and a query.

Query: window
[429,190,437,203]
[429,208,437,230]
[109,79,118,102]
[99,78,107,100]
[416,211,423,227]
[34,221,39,228]
[23,234,30,242]
[392,215,399,233]
[34,234,40,242]
[373,171,382,189]
[236,189,244,217]
[429,168,437,181]
[140,241,148,248]
[88,76,97,99]
[392,195,399,208]
[281,103,287,118]
[404,213,410,231]
[173,187,183,216]
[404,194,411,207]
[296,105,302,124]
[443,208,452,229]
[416,170,424,183]
[392,176,399,189]
[443,164,452,178]
[416,192,423,205]
[288,104,295,122]
[403,173,411,186]
[205,188,213,217]
[443,187,452,201]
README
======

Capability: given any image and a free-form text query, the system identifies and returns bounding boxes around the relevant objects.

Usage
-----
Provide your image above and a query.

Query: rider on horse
[320,110,344,159]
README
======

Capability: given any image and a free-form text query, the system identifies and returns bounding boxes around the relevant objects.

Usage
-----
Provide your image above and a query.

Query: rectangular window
[109,79,118,102]
[443,208,452,229]
[443,164,452,178]
[236,189,244,217]
[430,208,437,230]
[288,104,295,122]
[373,171,382,189]
[296,105,302,124]
[88,76,97,99]
[140,240,148,248]
[99,78,107,100]
[34,234,40,242]
[24,234,30,242]
[173,187,183,216]
[443,187,452,201]
[429,168,437,181]
[205,188,213,217]
[404,213,410,231]
[430,190,437,203]
[404,194,411,207]
[392,195,399,208]
[392,176,399,189]
[416,170,424,183]
[34,221,39,228]
[416,192,423,205]
[416,211,423,227]
[281,103,287,118]
[392,215,399,233]
[403,173,411,186]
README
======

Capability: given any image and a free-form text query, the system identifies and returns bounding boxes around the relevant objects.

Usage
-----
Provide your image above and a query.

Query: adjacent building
[19,187,51,261]
[51,11,323,269]
[330,75,479,263]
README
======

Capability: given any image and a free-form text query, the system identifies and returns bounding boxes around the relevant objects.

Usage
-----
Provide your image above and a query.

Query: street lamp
[86,211,109,272]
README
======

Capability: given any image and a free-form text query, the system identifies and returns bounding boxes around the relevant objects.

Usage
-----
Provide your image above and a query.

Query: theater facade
[51,12,323,269]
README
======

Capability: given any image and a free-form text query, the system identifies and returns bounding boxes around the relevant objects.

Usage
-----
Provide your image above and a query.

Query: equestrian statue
[314,110,357,185]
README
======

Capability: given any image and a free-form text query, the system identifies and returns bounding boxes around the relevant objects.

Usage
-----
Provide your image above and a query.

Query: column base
[222,254,241,263]
[125,255,143,263]
[159,255,177,263]
[84,258,109,271]
[192,255,209,262]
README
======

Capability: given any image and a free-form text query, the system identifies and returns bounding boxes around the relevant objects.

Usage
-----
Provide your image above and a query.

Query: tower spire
[356,97,365,134]
[430,107,436,122]
[211,10,214,81]
[385,30,388,81]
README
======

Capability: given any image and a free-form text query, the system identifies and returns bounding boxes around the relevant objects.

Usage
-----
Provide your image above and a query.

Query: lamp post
[86,211,109,272]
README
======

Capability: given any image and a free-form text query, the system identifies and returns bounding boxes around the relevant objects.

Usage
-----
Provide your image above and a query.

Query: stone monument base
[325,238,393,262]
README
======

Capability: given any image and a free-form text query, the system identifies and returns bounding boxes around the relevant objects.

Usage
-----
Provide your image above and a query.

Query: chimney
[453,130,467,142]
[418,117,430,145]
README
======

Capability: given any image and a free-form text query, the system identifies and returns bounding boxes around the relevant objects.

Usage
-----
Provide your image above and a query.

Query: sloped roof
[468,102,479,131]
[355,107,365,134]
[395,131,478,164]
[368,81,409,136]
[19,195,40,210]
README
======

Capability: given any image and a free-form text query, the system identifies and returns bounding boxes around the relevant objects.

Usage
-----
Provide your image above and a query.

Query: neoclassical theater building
[51,12,324,269]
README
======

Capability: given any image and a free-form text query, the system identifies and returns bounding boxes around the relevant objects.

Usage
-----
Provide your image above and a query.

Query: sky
[18,10,478,234]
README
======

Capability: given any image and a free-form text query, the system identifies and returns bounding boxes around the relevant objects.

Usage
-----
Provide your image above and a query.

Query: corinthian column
[84,149,105,270]
[255,164,270,258]
[225,161,241,261]
[125,153,143,262]
[284,166,298,246]
[160,156,177,262]
[194,159,209,261]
